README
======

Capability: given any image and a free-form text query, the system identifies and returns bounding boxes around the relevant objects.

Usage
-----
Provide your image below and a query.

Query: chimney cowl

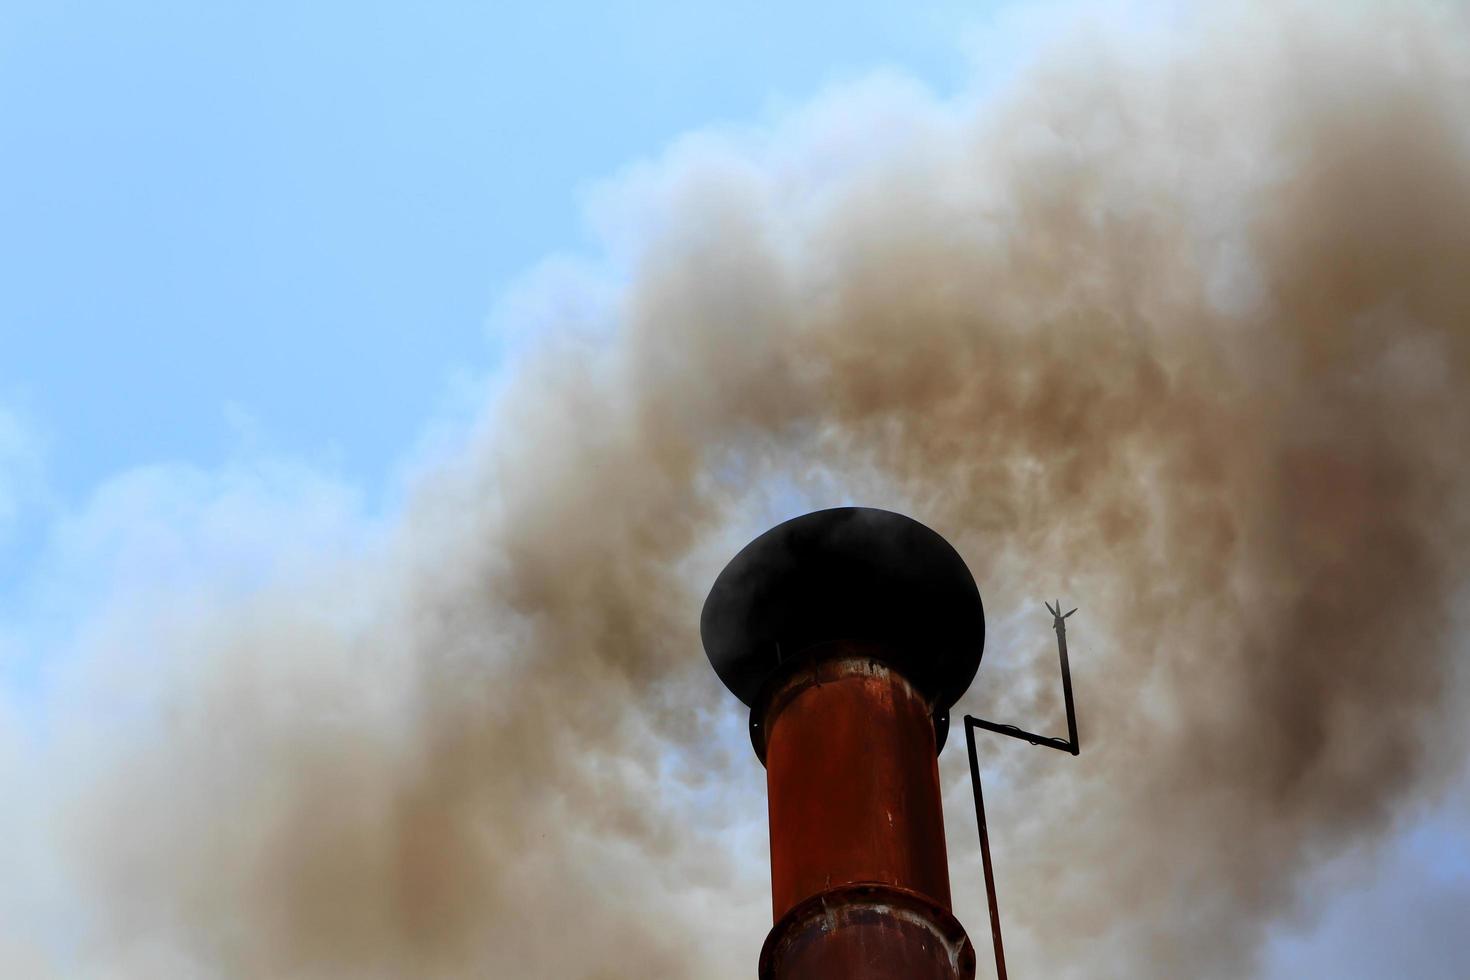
[700,506,986,754]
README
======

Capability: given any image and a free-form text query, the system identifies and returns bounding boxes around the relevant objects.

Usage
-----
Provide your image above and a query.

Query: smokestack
[701,507,985,979]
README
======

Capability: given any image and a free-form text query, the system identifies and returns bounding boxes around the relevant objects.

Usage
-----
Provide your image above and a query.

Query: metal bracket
[963,601,1081,980]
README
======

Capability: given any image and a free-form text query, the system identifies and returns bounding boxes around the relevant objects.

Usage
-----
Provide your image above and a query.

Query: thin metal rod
[968,717,1073,753]
[1053,603,1080,756]
[965,717,1008,980]
[973,602,1080,756]
[962,603,1082,977]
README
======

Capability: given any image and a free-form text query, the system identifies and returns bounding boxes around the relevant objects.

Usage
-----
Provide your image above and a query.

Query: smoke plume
[6,1,1470,977]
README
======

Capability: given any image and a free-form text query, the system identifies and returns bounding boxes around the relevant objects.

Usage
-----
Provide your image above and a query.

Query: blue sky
[0,1,1024,691]
[1,0,983,521]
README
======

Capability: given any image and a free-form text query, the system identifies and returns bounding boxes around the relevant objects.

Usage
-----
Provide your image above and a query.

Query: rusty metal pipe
[758,650,953,918]
[701,508,987,980]
[756,648,974,979]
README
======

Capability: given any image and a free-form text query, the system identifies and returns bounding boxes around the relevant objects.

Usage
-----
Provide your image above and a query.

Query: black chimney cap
[700,507,985,712]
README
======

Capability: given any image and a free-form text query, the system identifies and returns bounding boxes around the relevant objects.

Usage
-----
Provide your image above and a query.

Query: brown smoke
[12,1,1470,977]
